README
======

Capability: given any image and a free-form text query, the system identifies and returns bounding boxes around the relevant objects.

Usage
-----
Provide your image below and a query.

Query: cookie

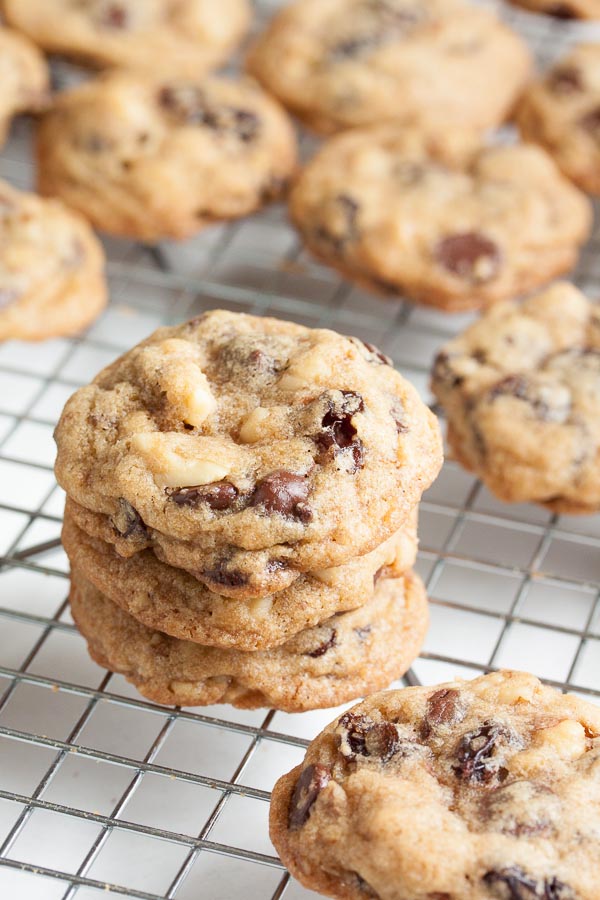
[507,0,600,19]
[270,670,600,899]
[0,179,107,342]
[54,310,442,598]
[2,0,251,77]
[0,26,48,147]
[246,0,531,136]
[62,506,418,651]
[431,282,600,513]
[517,45,600,195]
[36,71,298,241]
[69,567,428,711]
[290,127,592,312]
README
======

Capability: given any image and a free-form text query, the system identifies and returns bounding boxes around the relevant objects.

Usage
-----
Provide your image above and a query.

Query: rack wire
[1,3,600,898]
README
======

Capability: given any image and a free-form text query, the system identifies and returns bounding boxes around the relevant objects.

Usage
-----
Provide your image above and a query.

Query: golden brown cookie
[0,25,48,147]
[69,567,429,712]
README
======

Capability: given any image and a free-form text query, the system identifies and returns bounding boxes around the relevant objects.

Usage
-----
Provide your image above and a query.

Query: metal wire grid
[0,4,599,899]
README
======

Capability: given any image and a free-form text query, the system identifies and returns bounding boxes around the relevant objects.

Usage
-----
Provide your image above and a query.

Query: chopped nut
[137,339,217,427]
[131,432,231,488]
[239,407,271,443]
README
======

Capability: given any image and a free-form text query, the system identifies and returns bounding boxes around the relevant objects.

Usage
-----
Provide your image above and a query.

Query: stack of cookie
[55,310,442,712]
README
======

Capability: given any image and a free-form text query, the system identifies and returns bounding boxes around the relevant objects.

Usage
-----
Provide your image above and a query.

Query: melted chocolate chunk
[435,232,501,283]
[487,374,571,423]
[306,628,337,657]
[338,712,401,762]
[548,66,583,94]
[288,764,331,830]
[112,498,148,540]
[421,688,466,738]
[203,563,248,589]
[159,86,260,141]
[315,194,360,253]
[315,390,365,473]
[169,482,239,511]
[454,722,511,784]
[250,471,312,521]
[483,868,574,900]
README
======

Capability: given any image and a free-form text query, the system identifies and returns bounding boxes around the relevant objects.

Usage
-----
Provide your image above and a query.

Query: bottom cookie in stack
[69,567,428,712]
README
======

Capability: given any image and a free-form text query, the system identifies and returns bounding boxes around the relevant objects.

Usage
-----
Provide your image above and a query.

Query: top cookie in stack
[55,310,442,710]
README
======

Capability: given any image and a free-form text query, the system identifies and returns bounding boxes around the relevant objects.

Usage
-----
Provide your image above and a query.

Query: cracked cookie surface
[37,71,297,241]
[247,0,531,136]
[290,128,592,311]
[270,670,600,899]
[0,26,48,147]
[431,282,600,512]
[70,568,428,711]
[54,310,442,598]
[518,45,600,195]
[2,0,251,77]
[62,508,418,651]
[0,179,107,342]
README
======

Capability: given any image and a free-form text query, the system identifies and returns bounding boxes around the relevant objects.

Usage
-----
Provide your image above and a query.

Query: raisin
[288,764,331,830]
[112,499,148,540]
[306,628,337,658]
[421,688,466,738]
[435,232,501,283]
[250,471,312,521]
[338,712,400,762]
[169,482,238,511]
[483,868,574,900]
[454,722,510,784]
[315,391,365,473]
[548,66,583,94]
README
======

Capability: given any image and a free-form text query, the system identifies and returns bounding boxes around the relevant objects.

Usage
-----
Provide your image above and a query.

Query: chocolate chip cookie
[518,45,600,195]
[62,507,418,651]
[246,0,531,136]
[36,71,297,241]
[0,179,107,342]
[70,567,428,711]
[290,128,592,312]
[508,0,600,18]
[0,26,48,147]
[270,669,600,898]
[3,0,251,77]
[54,310,442,598]
[431,282,600,513]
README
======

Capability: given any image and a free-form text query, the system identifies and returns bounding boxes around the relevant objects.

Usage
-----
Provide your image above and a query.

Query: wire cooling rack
[1,4,600,899]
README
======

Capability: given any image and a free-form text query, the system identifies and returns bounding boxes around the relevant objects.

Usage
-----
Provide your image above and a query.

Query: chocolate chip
[250,471,312,521]
[454,722,511,784]
[329,32,386,60]
[328,3,424,59]
[348,336,393,366]
[306,628,337,657]
[546,2,577,16]
[288,764,331,830]
[112,499,148,540]
[435,232,501,283]
[315,194,360,253]
[421,688,466,739]
[548,66,583,94]
[487,374,571,424]
[483,868,574,900]
[168,482,238,511]
[219,336,283,379]
[432,351,464,389]
[83,134,111,154]
[315,391,365,473]
[203,562,248,589]
[338,712,401,762]
[159,86,260,141]
[580,106,600,138]
[482,781,560,838]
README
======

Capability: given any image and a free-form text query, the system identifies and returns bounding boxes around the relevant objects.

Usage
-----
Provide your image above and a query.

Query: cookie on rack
[507,0,600,19]
[0,179,107,342]
[431,282,600,513]
[62,505,418,651]
[36,72,298,241]
[270,669,600,898]
[70,567,429,711]
[290,127,592,312]
[54,310,442,598]
[0,26,48,147]
[246,0,531,135]
[517,45,600,195]
[2,0,251,77]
